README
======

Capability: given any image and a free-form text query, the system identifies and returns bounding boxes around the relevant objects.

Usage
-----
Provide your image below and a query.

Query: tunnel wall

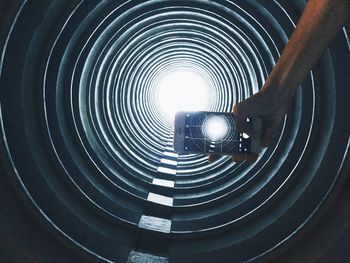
[1,1,349,262]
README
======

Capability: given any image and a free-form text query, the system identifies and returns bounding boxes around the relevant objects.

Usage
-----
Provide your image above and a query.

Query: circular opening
[155,69,210,123]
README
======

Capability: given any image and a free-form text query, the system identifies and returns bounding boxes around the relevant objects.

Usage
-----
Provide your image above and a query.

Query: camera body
[174,111,261,155]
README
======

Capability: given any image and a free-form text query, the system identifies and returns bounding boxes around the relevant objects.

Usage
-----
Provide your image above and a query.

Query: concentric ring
[0,0,349,262]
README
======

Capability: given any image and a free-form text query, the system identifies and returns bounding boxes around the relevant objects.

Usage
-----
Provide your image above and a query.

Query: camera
[174,111,261,155]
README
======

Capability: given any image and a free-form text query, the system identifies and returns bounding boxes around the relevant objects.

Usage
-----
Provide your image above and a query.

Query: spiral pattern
[1,0,349,262]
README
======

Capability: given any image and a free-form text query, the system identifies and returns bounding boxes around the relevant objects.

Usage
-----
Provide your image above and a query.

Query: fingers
[261,116,282,147]
[262,127,274,148]
[232,153,258,163]
[208,154,220,163]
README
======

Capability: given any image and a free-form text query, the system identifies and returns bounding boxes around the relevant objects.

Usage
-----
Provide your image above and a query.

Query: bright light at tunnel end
[155,69,210,122]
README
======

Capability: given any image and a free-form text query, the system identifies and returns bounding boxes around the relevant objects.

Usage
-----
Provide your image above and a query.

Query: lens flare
[203,115,229,141]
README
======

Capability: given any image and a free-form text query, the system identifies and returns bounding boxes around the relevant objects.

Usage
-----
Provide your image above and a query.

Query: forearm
[265,0,350,94]
[231,0,349,155]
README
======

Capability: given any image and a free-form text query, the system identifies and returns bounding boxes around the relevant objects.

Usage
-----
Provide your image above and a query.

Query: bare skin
[209,0,350,163]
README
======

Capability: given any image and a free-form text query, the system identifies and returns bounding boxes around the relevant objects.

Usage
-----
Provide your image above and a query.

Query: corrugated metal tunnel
[0,0,349,262]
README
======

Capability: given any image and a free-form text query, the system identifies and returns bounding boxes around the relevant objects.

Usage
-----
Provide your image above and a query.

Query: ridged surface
[0,0,349,262]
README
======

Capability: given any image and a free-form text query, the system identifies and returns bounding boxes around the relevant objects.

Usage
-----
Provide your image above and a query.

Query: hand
[235,83,293,144]
[209,83,294,163]
[208,0,350,163]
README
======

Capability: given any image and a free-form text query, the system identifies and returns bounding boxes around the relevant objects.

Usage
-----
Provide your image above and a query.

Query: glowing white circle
[203,116,229,141]
[155,70,210,122]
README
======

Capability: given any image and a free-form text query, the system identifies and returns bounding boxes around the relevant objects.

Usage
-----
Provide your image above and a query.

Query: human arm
[219,0,350,163]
